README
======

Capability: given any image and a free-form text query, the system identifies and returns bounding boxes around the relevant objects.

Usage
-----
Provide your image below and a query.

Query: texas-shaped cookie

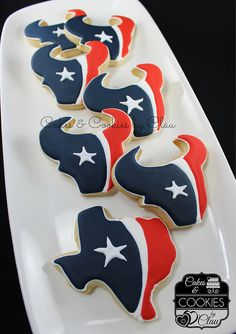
[53,206,176,321]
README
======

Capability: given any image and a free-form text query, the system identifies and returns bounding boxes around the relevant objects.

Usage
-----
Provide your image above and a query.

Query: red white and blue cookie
[64,9,135,65]
[31,41,109,109]
[24,16,76,52]
[113,134,207,228]
[83,64,164,137]
[39,109,133,195]
[52,206,176,321]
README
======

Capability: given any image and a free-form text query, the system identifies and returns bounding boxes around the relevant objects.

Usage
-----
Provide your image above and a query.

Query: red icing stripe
[178,134,207,219]
[67,9,87,17]
[102,109,133,191]
[112,15,135,58]
[85,41,109,87]
[136,217,176,320]
[136,64,164,130]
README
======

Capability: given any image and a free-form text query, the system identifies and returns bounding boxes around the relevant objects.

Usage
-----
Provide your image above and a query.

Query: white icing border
[111,25,123,61]
[75,55,88,105]
[96,132,111,193]
[121,217,148,320]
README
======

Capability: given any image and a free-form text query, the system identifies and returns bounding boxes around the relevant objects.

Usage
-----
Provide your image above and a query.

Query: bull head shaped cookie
[40,109,133,195]
[65,9,135,64]
[53,206,176,321]
[31,41,109,109]
[24,18,76,51]
[83,64,164,137]
[113,134,207,228]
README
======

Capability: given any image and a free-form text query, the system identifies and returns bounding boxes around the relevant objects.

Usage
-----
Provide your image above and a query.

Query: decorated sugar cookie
[113,135,207,228]
[83,64,164,137]
[31,41,109,109]
[40,109,132,195]
[24,19,76,51]
[64,9,135,65]
[53,206,176,321]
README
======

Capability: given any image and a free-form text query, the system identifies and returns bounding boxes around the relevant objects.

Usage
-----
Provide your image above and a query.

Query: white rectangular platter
[1,0,236,333]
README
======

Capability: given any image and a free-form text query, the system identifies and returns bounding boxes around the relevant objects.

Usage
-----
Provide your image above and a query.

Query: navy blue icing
[83,73,155,137]
[54,206,142,313]
[39,117,107,194]
[114,147,197,226]
[65,16,119,60]
[31,44,83,105]
[24,20,76,50]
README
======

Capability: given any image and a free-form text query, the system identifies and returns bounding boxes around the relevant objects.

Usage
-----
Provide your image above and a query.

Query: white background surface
[1,0,236,333]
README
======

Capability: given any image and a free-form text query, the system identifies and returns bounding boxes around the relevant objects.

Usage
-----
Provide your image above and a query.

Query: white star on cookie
[95,31,113,43]
[56,67,76,82]
[94,237,127,268]
[120,96,144,114]
[165,181,188,199]
[73,147,97,166]
[52,27,65,37]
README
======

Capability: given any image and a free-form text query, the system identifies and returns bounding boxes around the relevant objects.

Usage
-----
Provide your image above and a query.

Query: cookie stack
[24,8,207,322]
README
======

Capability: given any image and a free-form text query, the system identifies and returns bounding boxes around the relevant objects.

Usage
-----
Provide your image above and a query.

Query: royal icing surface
[24,20,76,50]
[113,134,207,227]
[65,9,135,62]
[53,206,176,321]
[39,109,132,195]
[31,41,109,107]
[83,64,164,137]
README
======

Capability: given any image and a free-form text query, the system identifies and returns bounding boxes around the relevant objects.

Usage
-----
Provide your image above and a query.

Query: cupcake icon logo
[206,276,220,294]
[174,273,230,329]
